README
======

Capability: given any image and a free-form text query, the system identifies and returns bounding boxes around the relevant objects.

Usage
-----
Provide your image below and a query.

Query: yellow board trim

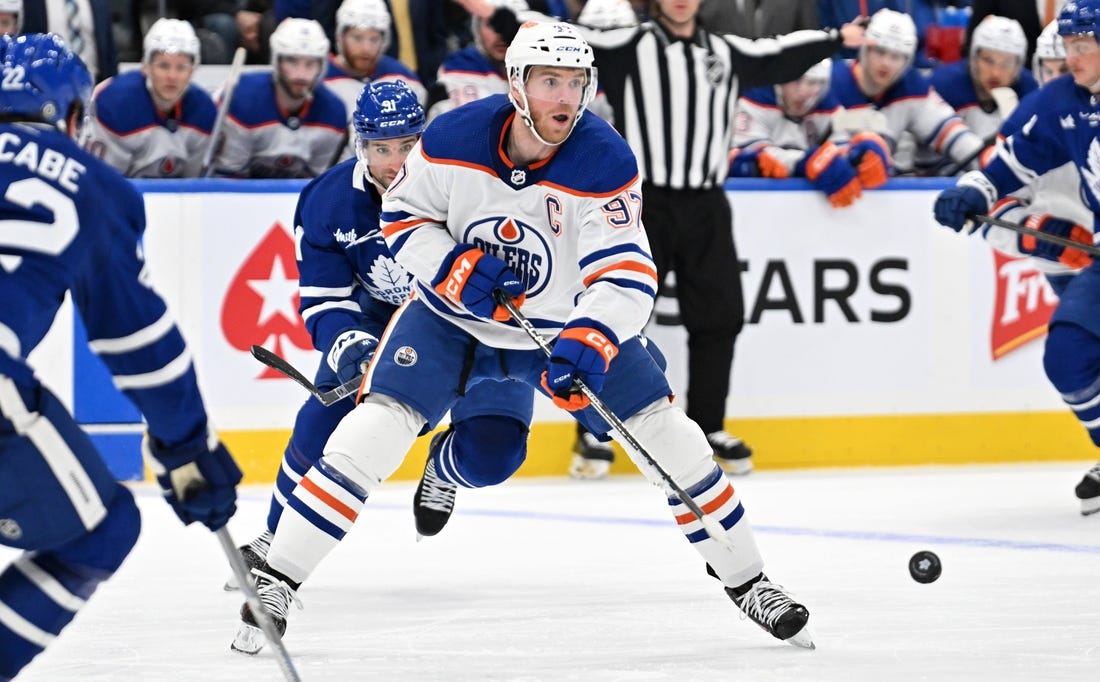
[212,410,1098,484]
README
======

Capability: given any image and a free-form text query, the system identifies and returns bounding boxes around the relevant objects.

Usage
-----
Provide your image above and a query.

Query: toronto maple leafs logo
[361,255,414,306]
[1080,137,1100,210]
[462,216,552,296]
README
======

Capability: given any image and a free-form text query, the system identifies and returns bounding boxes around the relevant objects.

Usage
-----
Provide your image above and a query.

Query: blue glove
[796,142,861,207]
[327,329,379,384]
[933,185,989,232]
[728,148,761,177]
[540,320,619,411]
[432,245,526,321]
[143,431,243,530]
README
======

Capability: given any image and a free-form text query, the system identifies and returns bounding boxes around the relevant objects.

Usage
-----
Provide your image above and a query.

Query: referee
[461,0,866,475]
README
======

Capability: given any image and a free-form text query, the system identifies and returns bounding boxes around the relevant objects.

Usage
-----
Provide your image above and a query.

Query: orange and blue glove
[433,245,526,321]
[1020,214,1093,270]
[728,147,789,178]
[797,141,861,208]
[847,131,891,189]
[540,320,619,411]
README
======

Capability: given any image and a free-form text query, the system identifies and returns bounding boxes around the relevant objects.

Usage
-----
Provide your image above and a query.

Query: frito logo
[991,251,1058,360]
[461,216,551,297]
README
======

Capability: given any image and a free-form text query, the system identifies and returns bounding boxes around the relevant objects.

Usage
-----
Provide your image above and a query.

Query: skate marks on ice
[10,463,1100,681]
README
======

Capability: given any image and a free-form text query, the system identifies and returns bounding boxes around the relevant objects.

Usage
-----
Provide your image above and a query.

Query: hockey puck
[908,551,942,583]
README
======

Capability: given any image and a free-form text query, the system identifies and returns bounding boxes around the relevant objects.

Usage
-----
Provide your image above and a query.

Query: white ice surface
[8,463,1100,681]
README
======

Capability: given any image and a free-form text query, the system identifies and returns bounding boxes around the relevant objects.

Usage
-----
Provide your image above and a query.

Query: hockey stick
[969,213,1100,257]
[216,527,302,682]
[200,46,247,178]
[495,292,733,548]
[250,345,363,406]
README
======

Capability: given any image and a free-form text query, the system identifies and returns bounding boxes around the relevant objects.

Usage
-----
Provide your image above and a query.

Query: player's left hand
[143,430,243,531]
[847,132,891,189]
[327,329,379,384]
[540,321,619,411]
[798,142,862,208]
[934,170,997,232]
[1020,214,1094,270]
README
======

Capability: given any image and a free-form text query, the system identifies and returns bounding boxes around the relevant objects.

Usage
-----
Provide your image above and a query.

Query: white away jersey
[380,95,658,350]
[733,85,841,174]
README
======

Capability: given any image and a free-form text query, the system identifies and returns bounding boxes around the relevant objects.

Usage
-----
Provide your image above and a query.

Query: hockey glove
[143,430,242,531]
[540,320,619,411]
[797,142,861,208]
[847,132,891,189]
[1020,214,1093,270]
[728,148,789,179]
[327,329,379,384]
[433,244,526,321]
[933,170,998,232]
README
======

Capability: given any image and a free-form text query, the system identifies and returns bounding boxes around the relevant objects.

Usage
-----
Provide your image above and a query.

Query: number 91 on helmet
[352,79,426,189]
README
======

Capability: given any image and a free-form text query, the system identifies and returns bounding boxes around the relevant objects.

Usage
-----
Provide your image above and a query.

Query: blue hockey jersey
[0,123,209,449]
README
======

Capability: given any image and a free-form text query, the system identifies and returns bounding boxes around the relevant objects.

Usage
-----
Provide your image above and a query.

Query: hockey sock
[1044,323,1100,446]
[266,439,314,533]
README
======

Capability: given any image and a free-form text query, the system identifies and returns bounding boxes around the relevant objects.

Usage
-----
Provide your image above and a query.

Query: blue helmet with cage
[1059,1,1100,39]
[0,33,92,131]
[352,80,426,141]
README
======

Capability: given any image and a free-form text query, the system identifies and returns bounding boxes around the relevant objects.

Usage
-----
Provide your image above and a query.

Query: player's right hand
[433,245,526,321]
[1021,214,1093,270]
[143,430,242,531]
[327,329,379,384]
[798,142,862,208]
[540,321,619,411]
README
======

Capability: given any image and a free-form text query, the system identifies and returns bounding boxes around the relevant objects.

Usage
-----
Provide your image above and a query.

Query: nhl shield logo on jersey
[394,345,418,366]
[462,217,552,296]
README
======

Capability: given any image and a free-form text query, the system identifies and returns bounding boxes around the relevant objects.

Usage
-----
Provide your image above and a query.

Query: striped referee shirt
[579,22,843,190]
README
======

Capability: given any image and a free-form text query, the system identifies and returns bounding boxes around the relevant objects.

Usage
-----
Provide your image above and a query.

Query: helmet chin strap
[511,82,584,148]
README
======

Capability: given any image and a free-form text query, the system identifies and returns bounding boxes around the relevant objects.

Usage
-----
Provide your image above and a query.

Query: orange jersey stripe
[382,217,436,240]
[582,260,659,288]
[934,120,966,153]
[300,475,359,523]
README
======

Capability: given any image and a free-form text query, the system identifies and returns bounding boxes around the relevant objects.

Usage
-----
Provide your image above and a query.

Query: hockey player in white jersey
[0,34,241,679]
[1034,20,1070,85]
[86,18,217,177]
[831,8,986,175]
[235,21,815,650]
[931,16,1038,144]
[0,0,19,35]
[933,0,1100,516]
[224,82,535,611]
[214,18,347,178]
[729,58,892,208]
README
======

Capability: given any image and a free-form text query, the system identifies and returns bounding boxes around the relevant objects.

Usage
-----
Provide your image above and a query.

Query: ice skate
[569,431,614,480]
[231,566,301,655]
[1076,463,1100,516]
[708,430,753,475]
[413,431,458,538]
[726,575,814,649]
[223,529,273,591]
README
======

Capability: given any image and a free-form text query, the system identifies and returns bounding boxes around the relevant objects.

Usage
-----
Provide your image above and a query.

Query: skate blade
[1081,498,1100,516]
[714,456,753,476]
[785,626,816,650]
[230,623,265,655]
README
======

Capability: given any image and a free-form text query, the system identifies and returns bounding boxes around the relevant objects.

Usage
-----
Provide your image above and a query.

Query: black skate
[708,430,753,475]
[231,565,301,655]
[223,529,273,591]
[726,574,814,649]
[413,430,458,538]
[569,430,614,480]
[1076,463,1100,516]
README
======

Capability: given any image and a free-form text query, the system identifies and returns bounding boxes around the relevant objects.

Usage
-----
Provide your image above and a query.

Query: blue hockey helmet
[0,33,92,131]
[1059,1,1100,39]
[352,80,426,141]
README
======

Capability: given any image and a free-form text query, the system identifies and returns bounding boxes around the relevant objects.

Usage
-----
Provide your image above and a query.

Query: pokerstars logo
[461,216,551,296]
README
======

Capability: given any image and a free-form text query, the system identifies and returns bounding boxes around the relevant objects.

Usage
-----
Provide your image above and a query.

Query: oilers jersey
[732,85,842,174]
[86,71,216,178]
[0,122,209,449]
[831,59,984,173]
[381,95,658,349]
[215,72,348,178]
[931,60,1038,142]
[294,157,414,355]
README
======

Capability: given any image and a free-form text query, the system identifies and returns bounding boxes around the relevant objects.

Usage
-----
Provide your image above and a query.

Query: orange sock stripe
[300,475,359,523]
[674,484,735,525]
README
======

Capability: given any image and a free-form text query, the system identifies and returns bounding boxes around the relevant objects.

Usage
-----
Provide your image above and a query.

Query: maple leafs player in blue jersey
[0,34,242,679]
[934,0,1100,517]
[229,80,536,655]
[237,22,815,650]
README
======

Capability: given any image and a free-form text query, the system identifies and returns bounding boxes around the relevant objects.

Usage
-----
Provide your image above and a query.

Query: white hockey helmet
[0,0,20,33]
[505,21,597,146]
[142,18,201,67]
[1034,20,1067,67]
[776,58,832,117]
[577,0,638,30]
[270,18,331,62]
[335,0,391,55]
[970,15,1027,64]
[863,8,918,59]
